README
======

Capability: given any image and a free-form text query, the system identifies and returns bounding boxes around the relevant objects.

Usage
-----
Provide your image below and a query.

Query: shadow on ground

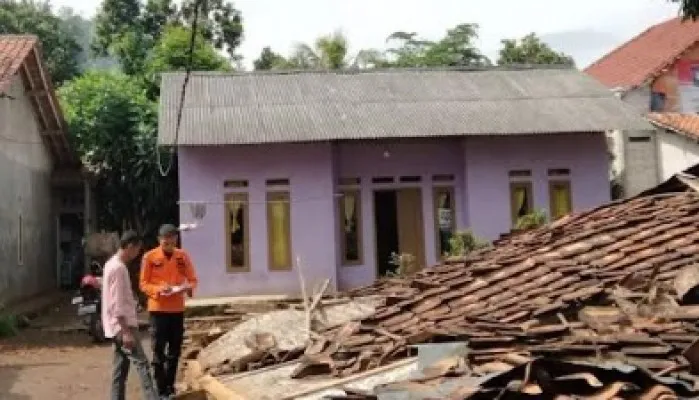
[0,363,62,400]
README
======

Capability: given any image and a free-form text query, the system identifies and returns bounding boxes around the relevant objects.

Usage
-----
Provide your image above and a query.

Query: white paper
[162,285,187,296]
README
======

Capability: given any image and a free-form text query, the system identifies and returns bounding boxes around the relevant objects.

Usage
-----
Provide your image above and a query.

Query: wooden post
[83,177,91,274]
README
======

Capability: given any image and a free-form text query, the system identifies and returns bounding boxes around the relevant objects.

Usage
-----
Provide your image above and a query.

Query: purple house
[158,67,650,298]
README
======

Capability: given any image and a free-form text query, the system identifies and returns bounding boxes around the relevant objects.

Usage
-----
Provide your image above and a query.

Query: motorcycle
[71,261,105,342]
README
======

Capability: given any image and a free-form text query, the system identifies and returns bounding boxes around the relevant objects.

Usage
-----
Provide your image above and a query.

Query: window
[399,176,422,183]
[267,191,292,270]
[225,193,249,272]
[17,213,23,265]
[628,136,651,143]
[339,190,362,265]
[266,178,290,187]
[434,187,455,258]
[224,180,249,188]
[549,181,572,220]
[510,182,533,225]
[372,176,394,184]
[650,92,666,112]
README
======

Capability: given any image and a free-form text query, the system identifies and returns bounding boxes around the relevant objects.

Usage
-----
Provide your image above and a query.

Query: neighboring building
[585,17,699,196]
[158,67,649,297]
[646,113,699,181]
[0,35,88,304]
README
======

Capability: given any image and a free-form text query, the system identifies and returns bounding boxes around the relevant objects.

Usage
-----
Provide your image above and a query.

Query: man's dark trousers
[150,312,184,396]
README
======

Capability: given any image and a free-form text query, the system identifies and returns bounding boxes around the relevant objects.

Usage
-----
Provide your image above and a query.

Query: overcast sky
[51,0,680,69]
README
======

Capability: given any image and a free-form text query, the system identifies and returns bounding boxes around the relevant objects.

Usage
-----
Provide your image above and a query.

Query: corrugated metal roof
[158,67,653,146]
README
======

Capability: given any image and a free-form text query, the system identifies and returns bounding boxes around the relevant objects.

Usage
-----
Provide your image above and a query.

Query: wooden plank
[186,361,248,400]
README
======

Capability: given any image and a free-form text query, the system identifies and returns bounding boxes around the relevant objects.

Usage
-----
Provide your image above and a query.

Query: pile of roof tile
[292,191,699,380]
[329,357,699,399]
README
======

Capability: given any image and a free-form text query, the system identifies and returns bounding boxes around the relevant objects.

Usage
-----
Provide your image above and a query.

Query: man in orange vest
[140,224,198,398]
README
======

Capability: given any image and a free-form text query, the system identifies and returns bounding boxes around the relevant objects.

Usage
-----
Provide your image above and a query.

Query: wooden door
[396,188,426,270]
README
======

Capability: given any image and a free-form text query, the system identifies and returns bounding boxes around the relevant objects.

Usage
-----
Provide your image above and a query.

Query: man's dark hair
[120,230,142,249]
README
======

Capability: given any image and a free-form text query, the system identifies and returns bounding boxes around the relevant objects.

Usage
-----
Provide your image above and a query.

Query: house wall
[177,142,338,297]
[179,134,611,297]
[464,133,611,240]
[657,130,699,181]
[0,76,55,304]
[610,86,661,197]
[651,42,699,112]
[334,139,465,290]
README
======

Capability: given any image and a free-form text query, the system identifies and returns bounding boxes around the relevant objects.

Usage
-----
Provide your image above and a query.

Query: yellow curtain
[343,194,355,233]
[270,201,290,268]
[552,185,571,219]
[230,202,241,232]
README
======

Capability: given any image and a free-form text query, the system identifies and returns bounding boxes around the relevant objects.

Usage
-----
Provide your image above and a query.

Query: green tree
[288,31,350,69]
[674,0,699,19]
[144,24,231,97]
[0,0,82,84]
[498,33,574,66]
[94,0,243,73]
[384,24,490,67]
[253,46,290,70]
[255,32,386,70]
[58,71,177,237]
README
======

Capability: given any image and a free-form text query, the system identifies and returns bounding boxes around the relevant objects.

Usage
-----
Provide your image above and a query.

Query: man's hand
[119,328,135,350]
[159,284,173,296]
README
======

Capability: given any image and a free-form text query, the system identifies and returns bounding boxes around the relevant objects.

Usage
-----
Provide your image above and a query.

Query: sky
[51,0,681,69]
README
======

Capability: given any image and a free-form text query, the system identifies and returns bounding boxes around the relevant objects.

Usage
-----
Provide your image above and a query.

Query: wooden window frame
[267,191,292,271]
[18,213,23,266]
[225,192,250,273]
[549,180,573,220]
[433,186,456,260]
[509,181,533,226]
[339,190,363,266]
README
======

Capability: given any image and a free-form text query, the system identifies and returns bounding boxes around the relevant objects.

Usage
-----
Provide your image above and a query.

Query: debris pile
[186,297,381,377]
[329,357,699,399]
[292,192,699,379]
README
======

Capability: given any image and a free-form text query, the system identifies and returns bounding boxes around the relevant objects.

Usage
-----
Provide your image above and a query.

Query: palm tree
[288,31,349,69]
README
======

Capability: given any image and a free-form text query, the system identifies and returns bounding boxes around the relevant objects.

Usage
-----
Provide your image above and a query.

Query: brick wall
[651,42,699,112]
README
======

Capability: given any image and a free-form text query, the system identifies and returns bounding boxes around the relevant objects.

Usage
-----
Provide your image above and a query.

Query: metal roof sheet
[158,67,652,145]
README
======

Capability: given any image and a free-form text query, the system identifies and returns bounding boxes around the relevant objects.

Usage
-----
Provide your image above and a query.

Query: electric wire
[156,0,205,177]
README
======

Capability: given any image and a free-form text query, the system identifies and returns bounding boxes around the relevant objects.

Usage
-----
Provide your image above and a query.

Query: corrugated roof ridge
[163,64,577,78]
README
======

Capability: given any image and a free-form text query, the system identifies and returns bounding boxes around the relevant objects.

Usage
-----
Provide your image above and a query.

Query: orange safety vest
[140,247,198,313]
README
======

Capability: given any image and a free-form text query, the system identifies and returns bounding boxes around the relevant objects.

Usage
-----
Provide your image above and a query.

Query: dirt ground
[0,298,145,400]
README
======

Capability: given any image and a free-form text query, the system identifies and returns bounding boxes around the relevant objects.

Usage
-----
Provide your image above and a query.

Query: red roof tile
[648,112,699,140]
[585,18,699,89]
[0,35,37,92]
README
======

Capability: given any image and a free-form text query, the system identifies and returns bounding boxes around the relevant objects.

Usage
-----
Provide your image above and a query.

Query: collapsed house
[183,166,699,399]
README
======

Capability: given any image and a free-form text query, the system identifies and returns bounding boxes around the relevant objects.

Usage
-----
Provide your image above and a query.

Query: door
[396,188,426,270]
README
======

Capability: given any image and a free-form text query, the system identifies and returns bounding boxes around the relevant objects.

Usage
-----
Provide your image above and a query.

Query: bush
[447,230,490,257]
[515,209,548,231]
